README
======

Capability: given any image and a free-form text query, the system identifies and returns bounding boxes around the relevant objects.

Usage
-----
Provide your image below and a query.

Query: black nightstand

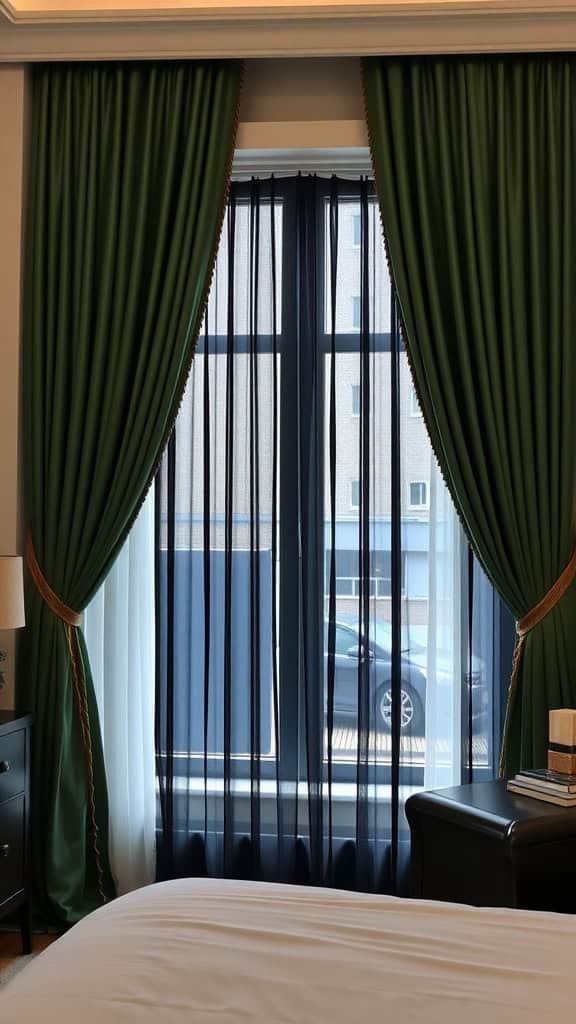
[0,712,32,952]
[406,779,576,913]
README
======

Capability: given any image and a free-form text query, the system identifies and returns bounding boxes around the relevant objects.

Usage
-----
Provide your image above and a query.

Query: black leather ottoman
[406,779,576,913]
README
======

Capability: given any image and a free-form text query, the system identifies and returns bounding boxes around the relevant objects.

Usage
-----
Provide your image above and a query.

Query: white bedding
[1,877,574,1022]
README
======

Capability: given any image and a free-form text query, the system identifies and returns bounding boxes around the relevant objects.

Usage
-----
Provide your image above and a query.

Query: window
[352,212,361,246]
[409,383,422,417]
[409,481,428,508]
[324,549,405,599]
[335,624,356,655]
[156,176,504,812]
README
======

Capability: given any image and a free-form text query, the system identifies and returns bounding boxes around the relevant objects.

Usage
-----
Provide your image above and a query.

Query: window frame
[157,176,506,792]
[408,480,429,510]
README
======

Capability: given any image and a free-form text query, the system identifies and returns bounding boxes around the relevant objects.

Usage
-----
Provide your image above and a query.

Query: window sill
[162,776,422,802]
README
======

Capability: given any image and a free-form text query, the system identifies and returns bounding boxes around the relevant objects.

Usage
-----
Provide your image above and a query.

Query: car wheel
[376,683,424,735]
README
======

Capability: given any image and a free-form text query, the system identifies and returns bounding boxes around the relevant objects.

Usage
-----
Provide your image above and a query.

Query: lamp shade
[0,556,25,629]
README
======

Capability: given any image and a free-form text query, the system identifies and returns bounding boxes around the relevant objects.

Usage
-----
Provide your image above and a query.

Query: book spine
[516,774,576,793]
[548,750,576,774]
[507,783,576,806]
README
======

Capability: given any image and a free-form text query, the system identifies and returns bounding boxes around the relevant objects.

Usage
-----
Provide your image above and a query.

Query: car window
[335,625,356,655]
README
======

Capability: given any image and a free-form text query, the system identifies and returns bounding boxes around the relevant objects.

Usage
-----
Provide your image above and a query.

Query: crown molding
[3,1,576,59]
[0,1,16,21]
[3,1,576,25]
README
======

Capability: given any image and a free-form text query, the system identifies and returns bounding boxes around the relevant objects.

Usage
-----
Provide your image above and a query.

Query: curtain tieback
[25,531,81,627]
[499,543,576,777]
[516,544,576,638]
[25,528,107,905]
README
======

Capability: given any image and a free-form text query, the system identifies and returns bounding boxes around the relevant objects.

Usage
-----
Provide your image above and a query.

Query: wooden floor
[0,930,58,973]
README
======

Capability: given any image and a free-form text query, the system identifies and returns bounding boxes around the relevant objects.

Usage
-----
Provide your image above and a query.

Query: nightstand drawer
[0,728,26,803]
[0,793,24,906]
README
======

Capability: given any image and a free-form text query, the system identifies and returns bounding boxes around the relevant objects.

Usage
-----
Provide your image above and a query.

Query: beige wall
[0,57,363,708]
[0,65,26,708]
[238,58,366,149]
[240,58,363,124]
[236,58,364,149]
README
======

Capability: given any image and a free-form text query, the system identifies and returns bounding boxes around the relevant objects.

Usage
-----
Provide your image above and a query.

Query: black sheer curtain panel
[155,175,506,894]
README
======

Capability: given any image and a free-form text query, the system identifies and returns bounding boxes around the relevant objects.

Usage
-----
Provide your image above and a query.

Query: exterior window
[352,213,361,246]
[409,383,422,417]
[350,479,360,509]
[352,295,361,330]
[409,481,428,508]
[351,383,360,416]
[324,549,404,599]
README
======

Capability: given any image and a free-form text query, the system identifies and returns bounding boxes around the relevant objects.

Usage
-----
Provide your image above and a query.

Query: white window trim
[408,480,429,510]
[409,383,423,418]
[351,212,361,249]
[232,147,373,180]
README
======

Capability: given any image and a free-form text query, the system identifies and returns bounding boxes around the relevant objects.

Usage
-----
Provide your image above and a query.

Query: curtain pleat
[19,60,242,923]
[363,54,576,773]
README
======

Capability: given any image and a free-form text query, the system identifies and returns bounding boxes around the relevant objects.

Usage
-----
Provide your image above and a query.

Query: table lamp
[0,555,25,691]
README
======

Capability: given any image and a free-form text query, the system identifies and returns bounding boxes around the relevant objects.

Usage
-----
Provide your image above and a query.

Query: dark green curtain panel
[363,54,576,774]
[19,60,242,923]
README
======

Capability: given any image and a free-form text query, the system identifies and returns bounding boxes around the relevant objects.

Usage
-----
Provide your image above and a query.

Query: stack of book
[507,769,576,807]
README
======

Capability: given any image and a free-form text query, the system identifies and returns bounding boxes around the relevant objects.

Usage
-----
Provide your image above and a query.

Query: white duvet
[1,877,574,1022]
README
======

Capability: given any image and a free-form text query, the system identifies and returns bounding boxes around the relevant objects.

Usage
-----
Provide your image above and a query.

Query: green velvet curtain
[363,54,576,775]
[19,60,242,923]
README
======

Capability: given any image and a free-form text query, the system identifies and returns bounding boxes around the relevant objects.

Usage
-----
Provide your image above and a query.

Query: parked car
[324,620,427,734]
[325,619,488,736]
[362,619,489,730]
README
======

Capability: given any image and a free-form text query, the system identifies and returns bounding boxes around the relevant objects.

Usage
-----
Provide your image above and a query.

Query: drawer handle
[0,844,9,858]
[0,761,11,774]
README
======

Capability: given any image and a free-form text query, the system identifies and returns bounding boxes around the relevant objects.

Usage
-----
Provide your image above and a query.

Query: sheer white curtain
[423,454,463,789]
[83,492,156,895]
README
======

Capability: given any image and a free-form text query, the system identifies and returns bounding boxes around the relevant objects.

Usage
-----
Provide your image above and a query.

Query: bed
[1,877,574,1022]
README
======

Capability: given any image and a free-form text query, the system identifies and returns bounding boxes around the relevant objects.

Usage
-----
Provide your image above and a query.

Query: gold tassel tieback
[25,531,81,627]
[25,529,107,906]
[499,543,576,777]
